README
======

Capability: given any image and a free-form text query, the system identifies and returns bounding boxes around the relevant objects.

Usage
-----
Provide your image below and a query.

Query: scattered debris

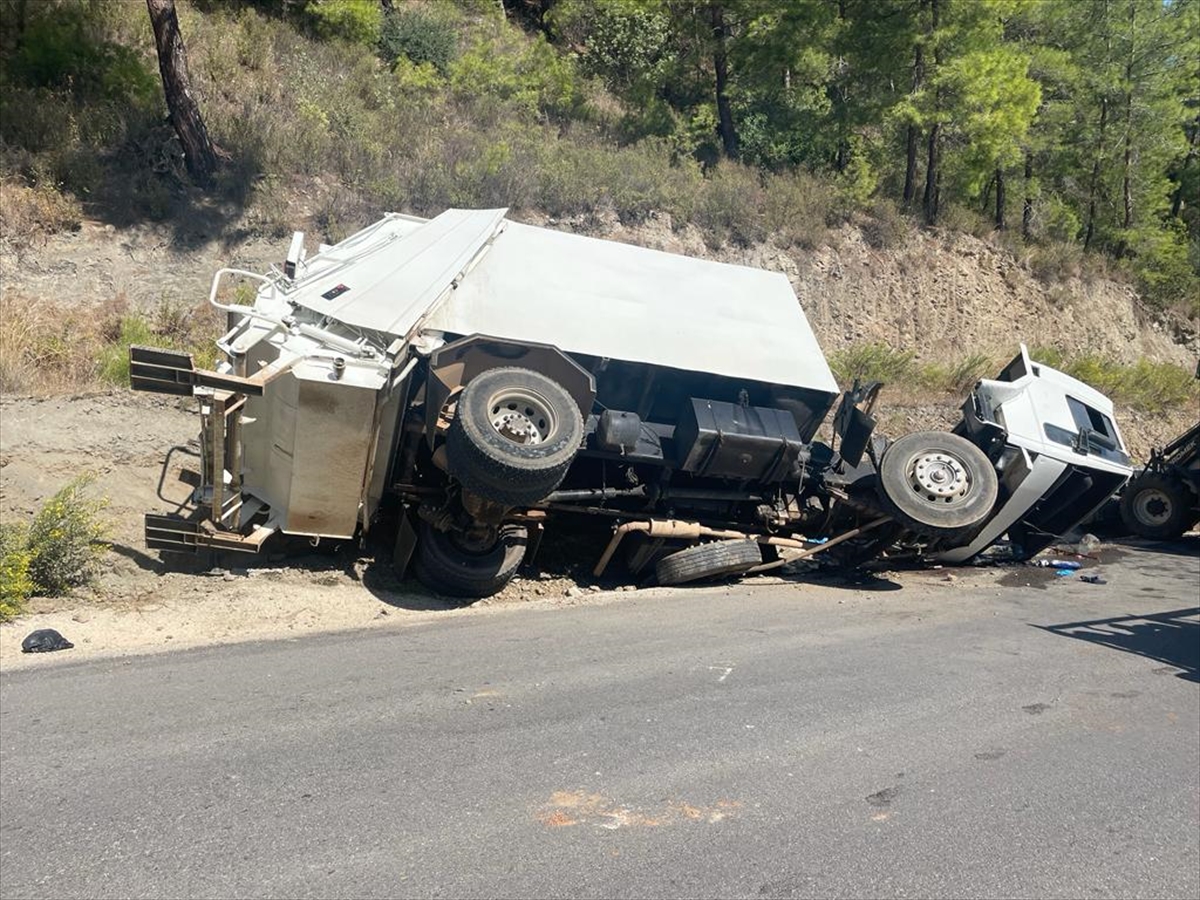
[21,629,74,653]
[1080,574,1108,585]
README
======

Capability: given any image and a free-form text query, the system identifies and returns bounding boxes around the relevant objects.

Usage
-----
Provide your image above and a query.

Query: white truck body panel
[283,209,838,394]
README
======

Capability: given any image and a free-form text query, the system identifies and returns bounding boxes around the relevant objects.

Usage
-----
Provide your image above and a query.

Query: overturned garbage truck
[132,209,1133,596]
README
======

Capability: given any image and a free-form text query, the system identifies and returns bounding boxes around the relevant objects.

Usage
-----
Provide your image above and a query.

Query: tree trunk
[995,166,1005,230]
[922,120,940,225]
[1022,151,1034,240]
[981,174,995,214]
[13,0,27,50]
[833,0,849,173]
[711,3,738,160]
[1116,89,1133,256]
[902,37,925,205]
[903,122,921,204]
[1084,0,1110,251]
[1084,95,1108,251]
[1170,114,1199,219]
[1115,1,1136,256]
[146,0,220,187]
[921,0,940,225]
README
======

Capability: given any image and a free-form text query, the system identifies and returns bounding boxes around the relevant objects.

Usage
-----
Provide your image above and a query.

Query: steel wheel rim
[907,451,971,505]
[487,388,557,445]
[1133,488,1172,525]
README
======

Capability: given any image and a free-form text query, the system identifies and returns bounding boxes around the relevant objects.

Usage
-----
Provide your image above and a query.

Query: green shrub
[96,300,222,388]
[858,200,911,250]
[1037,195,1082,244]
[829,343,917,387]
[920,352,995,393]
[1025,241,1084,283]
[693,163,768,247]
[449,30,582,122]
[305,0,382,47]
[6,5,158,103]
[1028,347,1198,414]
[97,314,155,386]
[380,5,457,73]
[1129,225,1200,317]
[26,476,109,598]
[558,0,671,92]
[763,169,838,249]
[0,524,35,622]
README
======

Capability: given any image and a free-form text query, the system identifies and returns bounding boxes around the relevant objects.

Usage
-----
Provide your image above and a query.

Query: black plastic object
[21,629,74,653]
[675,398,804,482]
[838,406,876,469]
[596,410,642,453]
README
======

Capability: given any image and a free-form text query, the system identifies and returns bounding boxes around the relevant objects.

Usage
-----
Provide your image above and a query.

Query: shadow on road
[1089,532,1200,561]
[1036,607,1200,683]
[1108,534,1200,560]
[779,568,904,592]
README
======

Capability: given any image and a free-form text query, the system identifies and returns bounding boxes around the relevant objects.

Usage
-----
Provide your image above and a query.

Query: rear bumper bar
[145,514,275,554]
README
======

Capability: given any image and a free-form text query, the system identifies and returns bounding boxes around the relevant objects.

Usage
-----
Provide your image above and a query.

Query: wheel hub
[910,452,970,503]
[1134,489,1172,524]
[488,389,556,446]
[449,526,500,555]
[494,412,539,444]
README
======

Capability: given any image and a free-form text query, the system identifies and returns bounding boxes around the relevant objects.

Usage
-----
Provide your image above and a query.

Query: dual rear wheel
[416,367,583,599]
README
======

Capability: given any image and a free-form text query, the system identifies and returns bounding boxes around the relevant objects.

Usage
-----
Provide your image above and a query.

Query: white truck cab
[943,345,1132,562]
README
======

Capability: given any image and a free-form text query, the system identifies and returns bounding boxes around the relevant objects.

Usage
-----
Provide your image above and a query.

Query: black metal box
[675,398,804,482]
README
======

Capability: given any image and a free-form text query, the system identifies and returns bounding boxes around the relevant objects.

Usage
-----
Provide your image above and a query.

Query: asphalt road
[2,539,1198,900]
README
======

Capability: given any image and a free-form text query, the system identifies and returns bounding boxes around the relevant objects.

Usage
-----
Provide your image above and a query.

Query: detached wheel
[413,521,528,599]
[655,540,763,586]
[447,367,584,508]
[878,431,999,536]
[1119,472,1193,540]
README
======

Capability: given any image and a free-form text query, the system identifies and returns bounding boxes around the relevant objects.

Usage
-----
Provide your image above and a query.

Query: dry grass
[829,342,1197,416]
[1029,347,1200,415]
[919,352,997,394]
[0,292,222,395]
[0,179,83,247]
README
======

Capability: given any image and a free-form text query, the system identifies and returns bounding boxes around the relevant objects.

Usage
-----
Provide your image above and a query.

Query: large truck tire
[1119,472,1194,540]
[446,366,584,508]
[655,539,763,586]
[413,521,528,599]
[877,431,999,537]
